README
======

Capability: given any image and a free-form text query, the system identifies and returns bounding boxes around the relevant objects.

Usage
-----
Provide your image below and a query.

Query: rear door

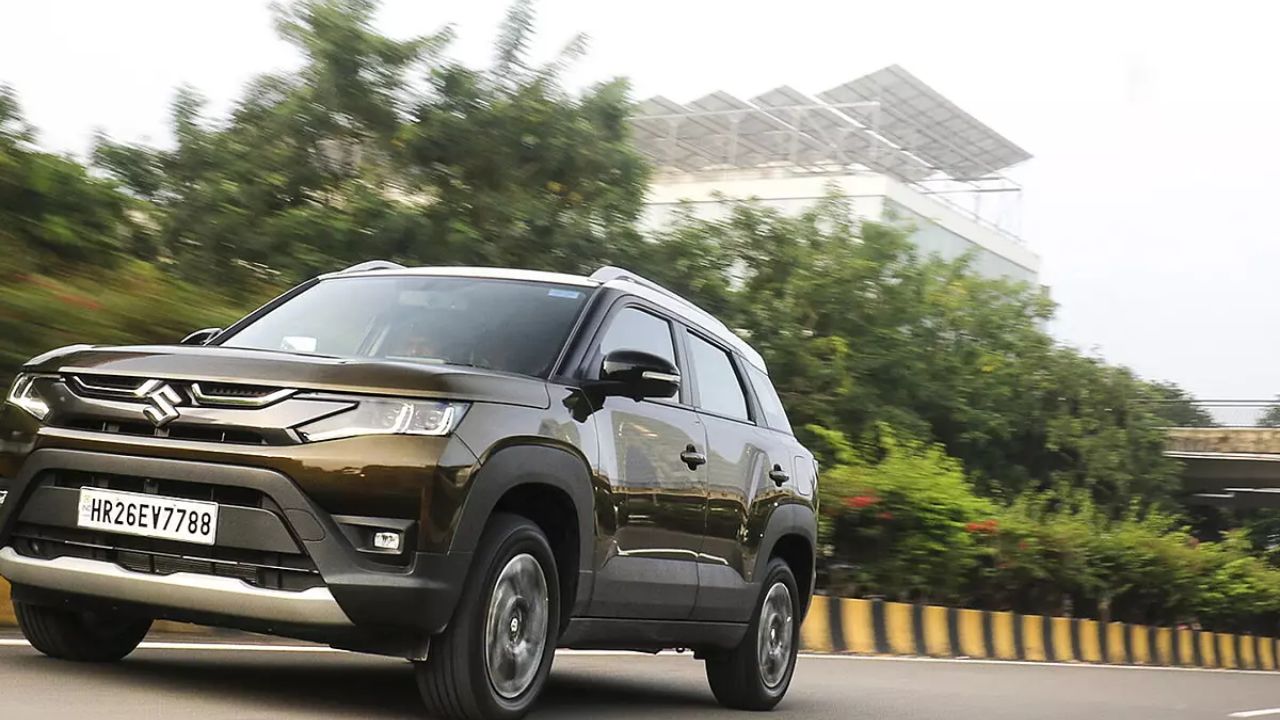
[681,330,794,622]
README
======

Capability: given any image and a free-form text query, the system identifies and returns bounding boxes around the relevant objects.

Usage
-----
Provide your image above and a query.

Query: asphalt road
[2,635,1280,719]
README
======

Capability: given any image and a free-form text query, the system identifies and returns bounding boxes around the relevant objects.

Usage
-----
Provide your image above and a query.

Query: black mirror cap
[181,327,223,346]
[599,349,680,400]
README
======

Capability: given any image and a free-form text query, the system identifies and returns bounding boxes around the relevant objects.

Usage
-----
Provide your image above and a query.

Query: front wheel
[705,558,800,711]
[13,599,152,662]
[416,514,560,720]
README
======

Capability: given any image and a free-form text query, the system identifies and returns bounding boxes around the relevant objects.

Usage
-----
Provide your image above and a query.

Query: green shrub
[820,424,1280,634]
[820,425,994,603]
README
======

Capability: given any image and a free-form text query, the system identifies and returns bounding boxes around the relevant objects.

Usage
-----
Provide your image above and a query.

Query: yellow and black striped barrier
[0,578,13,627]
[799,595,1280,670]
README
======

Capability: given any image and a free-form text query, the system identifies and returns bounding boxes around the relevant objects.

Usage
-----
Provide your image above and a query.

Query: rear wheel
[705,558,800,711]
[14,599,152,662]
[416,514,560,720]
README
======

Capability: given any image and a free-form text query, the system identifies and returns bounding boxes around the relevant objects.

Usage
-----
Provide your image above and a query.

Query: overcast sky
[3,0,1276,400]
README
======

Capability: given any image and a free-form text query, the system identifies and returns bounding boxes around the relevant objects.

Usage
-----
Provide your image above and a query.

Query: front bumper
[0,547,352,626]
[0,448,471,638]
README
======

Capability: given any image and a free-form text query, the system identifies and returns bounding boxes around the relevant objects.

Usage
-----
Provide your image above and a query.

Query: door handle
[769,465,790,486]
[680,445,707,470]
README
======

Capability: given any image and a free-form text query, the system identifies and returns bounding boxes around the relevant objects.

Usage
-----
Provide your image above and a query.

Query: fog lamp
[372,531,402,552]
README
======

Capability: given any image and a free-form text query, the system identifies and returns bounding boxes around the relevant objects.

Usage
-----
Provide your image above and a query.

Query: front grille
[59,373,296,446]
[12,470,323,592]
[67,374,294,408]
[117,550,256,582]
[64,418,269,446]
[46,469,267,507]
[9,530,323,591]
[193,382,281,400]
[71,375,150,394]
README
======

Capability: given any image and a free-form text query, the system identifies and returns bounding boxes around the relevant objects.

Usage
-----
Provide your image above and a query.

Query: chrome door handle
[769,465,790,486]
[680,445,707,470]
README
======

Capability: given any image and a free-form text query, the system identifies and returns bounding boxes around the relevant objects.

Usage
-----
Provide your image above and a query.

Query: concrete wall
[642,169,888,229]
[1166,428,1280,455]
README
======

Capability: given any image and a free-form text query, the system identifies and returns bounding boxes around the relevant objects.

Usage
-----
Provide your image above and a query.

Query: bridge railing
[1142,400,1280,429]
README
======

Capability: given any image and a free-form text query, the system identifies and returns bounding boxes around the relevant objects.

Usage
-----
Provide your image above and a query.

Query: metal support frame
[631,96,1025,243]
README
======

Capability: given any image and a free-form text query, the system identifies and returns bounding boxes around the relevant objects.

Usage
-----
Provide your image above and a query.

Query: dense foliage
[631,199,1183,515]
[2,0,1272,632]
[819,427,1280,631]
[90,0,647,283]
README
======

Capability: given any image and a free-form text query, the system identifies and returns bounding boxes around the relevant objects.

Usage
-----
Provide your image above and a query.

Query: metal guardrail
[1143,400,1280,429]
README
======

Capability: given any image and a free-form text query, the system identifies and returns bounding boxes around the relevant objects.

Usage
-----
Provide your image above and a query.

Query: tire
[705,558,800,711]
[416,513,560,720]
[13,599,152,663]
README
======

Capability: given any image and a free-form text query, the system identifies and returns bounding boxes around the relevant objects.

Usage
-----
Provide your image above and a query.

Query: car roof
[319,264,768,373]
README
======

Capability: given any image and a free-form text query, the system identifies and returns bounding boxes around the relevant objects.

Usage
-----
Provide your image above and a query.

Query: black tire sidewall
[13,599,151,662]
[705,558,801,710]
[466,517,561,718]
[753,560,800,701]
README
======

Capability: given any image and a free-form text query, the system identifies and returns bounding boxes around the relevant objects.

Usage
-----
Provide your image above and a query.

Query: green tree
[634,196,1180,514]
[1146,381,1216,427]
[0,86,138,271]
[395,1,646,271]
[1257,396,1280,428]
[93,0,646,283]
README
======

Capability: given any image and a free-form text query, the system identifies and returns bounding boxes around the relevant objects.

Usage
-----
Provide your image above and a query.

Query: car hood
[23,344,551,409]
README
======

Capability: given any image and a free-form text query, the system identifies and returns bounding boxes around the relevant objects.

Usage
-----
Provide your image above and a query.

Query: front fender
[449,443,596,614]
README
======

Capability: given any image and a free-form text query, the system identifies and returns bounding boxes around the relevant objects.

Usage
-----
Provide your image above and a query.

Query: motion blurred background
[2,0,1279,637]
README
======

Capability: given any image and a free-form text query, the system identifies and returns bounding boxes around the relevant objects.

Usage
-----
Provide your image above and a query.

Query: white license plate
[77,487,219,546]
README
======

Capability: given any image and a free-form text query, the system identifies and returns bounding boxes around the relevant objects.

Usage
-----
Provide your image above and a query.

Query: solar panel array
[631,65,1029,183]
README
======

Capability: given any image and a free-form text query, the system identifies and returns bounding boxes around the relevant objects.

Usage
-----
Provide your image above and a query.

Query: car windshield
[219,275,591,378]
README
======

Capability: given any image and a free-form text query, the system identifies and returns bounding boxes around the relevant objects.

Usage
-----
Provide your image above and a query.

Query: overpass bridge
[1161,401,1280,508]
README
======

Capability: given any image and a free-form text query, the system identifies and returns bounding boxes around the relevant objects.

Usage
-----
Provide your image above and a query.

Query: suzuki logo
[139,382,183,427]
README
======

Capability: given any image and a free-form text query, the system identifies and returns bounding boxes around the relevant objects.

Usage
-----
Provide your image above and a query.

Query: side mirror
[599,349,680,400]
[181,328,223,346]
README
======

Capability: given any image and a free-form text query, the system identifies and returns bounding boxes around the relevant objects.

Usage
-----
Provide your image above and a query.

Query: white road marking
[1229,710,1280,718]
[1,638,1278,678]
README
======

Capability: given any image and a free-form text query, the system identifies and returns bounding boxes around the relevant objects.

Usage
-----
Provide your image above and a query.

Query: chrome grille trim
[190,383,295,407]
[66,374,295,409]
[68,375,158,399]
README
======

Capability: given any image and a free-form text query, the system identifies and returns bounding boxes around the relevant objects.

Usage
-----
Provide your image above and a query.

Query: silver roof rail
[337,260,405,274]
[590,266,767,372]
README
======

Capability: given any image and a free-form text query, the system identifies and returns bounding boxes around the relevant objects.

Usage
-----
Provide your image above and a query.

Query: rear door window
[686,333,750,422]
[745,364,792,433]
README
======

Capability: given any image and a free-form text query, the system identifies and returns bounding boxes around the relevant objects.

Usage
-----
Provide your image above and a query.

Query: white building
[631,65,1039,285]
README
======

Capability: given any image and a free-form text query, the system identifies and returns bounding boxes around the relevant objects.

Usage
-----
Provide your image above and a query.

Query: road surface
[1,635,1279,719]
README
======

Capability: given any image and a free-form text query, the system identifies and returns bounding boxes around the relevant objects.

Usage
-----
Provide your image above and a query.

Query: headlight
[6,373,55,421]
[297,399,466,442]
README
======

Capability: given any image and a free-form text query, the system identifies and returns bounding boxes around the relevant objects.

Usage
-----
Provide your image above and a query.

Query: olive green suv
[0,262,818,719]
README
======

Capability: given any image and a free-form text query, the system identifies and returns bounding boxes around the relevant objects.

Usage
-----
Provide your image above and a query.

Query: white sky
[4,0,1278,400]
